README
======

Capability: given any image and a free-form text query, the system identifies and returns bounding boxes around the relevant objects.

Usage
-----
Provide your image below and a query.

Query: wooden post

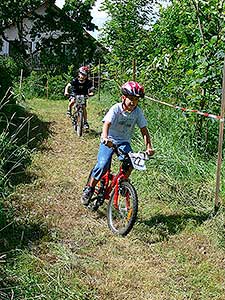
[98,59,101,102]
[92,71,95,89]
[132,59,136,82]
[214,57,225,210]
[46,78,49,99]
[19,69,23,90]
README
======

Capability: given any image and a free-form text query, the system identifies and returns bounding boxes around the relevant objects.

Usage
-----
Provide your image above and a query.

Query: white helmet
[79,66,89,76]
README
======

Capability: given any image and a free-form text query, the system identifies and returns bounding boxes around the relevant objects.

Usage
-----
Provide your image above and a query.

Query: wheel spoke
[107,181,138,236]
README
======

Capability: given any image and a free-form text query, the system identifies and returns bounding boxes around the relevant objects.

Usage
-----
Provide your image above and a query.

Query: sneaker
[81,186,94,206]
[66,110,71,117]
[83,122,89,129]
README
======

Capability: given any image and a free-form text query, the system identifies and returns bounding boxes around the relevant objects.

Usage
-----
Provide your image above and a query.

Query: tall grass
[129,99,225,248]
[0,94,34,197]
[2,246,96,300]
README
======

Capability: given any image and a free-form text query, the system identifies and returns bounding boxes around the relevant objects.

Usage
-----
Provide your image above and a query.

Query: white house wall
[0,3,50,56]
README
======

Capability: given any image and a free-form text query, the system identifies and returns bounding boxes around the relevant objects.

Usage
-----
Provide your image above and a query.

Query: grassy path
[11,97,225,300]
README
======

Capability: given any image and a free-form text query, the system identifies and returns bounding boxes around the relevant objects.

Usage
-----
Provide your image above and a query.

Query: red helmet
[79,66,89,76]
[121,81,145,98]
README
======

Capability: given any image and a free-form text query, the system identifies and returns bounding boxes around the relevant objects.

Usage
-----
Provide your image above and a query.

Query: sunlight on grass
[2,91,224,300]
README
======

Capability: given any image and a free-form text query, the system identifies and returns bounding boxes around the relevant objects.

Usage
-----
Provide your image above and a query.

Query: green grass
[3,246,96,300]
[1,92,224,300]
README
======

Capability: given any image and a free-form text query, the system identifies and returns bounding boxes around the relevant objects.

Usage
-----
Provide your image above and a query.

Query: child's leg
[118,142,133,178]
[89,142,114,186]
[81,143,114,205]
[68,97,75,110]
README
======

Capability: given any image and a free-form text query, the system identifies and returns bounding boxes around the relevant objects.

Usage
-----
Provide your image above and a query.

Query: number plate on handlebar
[128,152,149,171]
[76,95,86,105]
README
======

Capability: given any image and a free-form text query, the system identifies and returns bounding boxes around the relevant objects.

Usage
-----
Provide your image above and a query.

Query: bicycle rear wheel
[107,181,138,236]
[76,110,83,137]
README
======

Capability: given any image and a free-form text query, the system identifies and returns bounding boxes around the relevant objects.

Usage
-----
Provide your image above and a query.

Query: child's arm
[101,121,113,147]
[140,127,155,156]
[64,83,71,96]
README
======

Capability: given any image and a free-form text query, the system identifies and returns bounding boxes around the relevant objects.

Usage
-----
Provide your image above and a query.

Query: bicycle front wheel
[76,110,83,137]
[72,113,77,132]
[107,181,138,236]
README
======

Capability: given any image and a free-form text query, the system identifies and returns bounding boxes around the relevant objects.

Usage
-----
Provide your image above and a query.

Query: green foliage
[0,0,42,31]
[0,0,42,70]
[143,0,225,106]
[0,93,33,196]
[0,56,22,99]
[100,0,225,155]
[0,86,51,197]
[17,71,67,100]
[140,0,225,154]
[1,0,102,73]
[30,0,99,72]
[100,0,160,81]
[0,132,31,196]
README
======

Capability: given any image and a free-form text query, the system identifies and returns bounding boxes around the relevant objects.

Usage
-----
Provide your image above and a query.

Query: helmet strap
[121,96,128,111]
[121,96,137,112]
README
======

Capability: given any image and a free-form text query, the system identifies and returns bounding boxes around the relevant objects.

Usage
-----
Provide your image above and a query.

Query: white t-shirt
[103,103,147,143]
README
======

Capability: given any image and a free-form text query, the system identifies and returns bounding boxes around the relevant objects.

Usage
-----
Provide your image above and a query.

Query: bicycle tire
[107,180,138,236]
[76,110,83,137]
[72,113,77,132]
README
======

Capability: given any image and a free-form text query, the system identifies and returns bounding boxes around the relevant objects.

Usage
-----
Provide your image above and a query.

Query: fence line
[144,69,225,211]
[145,95,224,122]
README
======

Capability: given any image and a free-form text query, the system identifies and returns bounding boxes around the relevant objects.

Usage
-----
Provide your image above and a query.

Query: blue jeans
[91,142,133,181]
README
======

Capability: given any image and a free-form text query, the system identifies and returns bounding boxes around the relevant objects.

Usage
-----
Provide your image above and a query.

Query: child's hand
[146,148,155,156]
[102,137,114,148]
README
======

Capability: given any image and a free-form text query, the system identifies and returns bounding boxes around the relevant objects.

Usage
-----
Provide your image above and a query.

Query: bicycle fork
[113,178,130,210]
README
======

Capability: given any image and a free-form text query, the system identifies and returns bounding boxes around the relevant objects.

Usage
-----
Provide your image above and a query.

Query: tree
[0,0,42,54]
[30,0,99,72]
[143,0,225,153]
[0,0,100,73]
[100,0,225,153]
[100,0,162,80]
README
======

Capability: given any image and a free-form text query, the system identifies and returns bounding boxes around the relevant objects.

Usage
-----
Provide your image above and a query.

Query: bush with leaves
[0,56,22,99]
[17,71,68,100]
[100,0,225,155]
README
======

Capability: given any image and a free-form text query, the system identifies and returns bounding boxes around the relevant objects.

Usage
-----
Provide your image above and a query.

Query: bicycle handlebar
[102,138,153,159]
[65,93,88,98]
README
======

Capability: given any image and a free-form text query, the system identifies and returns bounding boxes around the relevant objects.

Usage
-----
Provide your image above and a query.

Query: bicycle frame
[98,164,129,209]
[73,95,86,115]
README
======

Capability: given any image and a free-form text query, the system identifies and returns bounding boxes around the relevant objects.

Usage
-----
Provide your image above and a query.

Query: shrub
[0,56,21,99]
[17,71,68,100]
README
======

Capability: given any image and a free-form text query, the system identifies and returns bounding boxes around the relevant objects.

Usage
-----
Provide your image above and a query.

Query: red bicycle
[87,144,151,236]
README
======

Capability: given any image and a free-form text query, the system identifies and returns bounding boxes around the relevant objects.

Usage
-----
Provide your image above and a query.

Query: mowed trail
[16,98,225,300]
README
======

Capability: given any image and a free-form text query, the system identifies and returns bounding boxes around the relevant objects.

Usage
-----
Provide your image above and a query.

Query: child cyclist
[81,81,155,205]
[64,66,93,129]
